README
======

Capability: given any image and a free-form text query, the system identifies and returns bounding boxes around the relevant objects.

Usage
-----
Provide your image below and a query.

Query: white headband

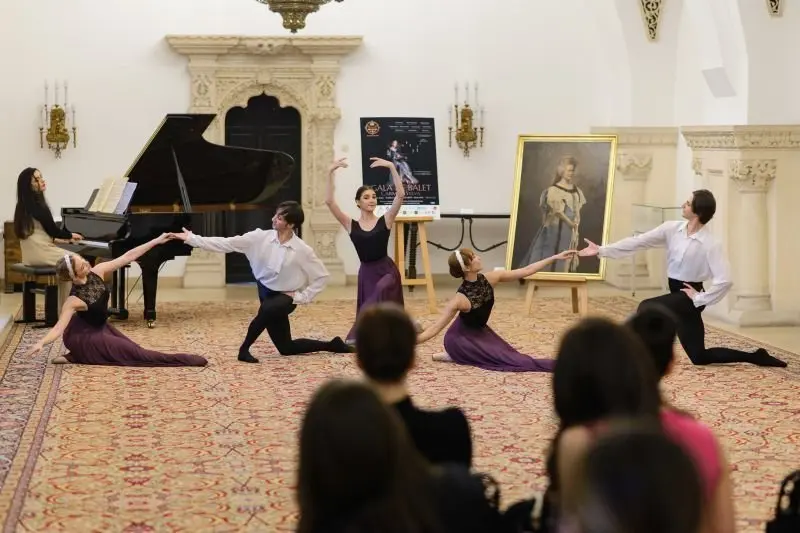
[63,254,74,277]
[454,250,467,272]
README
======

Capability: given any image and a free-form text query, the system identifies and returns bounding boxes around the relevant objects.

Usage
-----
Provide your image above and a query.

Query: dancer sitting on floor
[27,233,207,367]
[170,200,353,363]
[578,188,786,368]
[416,247,576,372]
[325,156,407,343]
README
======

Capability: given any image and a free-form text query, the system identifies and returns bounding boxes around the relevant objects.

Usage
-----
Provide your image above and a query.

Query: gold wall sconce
[40,80,77,159]
[448,81,484,158]
[253,0,344,33]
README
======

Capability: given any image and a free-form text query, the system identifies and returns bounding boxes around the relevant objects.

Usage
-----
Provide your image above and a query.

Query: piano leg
[137,257,162,328]
[117,266,129,319]
[108,268,130,321]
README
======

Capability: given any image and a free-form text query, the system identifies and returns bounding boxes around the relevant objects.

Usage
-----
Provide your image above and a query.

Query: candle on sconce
[71,105,76,128]
[44,81,49,105]
[54,81,60,107]
[465,82,470,105]
[64,80,68,108]
[448,106,452,126]
[454,83,458,105]
[475,82,479,109]
[41,106,47,129]
[480,106,484,126]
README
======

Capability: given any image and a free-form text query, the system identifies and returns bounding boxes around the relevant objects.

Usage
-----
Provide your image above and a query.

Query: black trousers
[238,282,335,356]
[637,278,762,365]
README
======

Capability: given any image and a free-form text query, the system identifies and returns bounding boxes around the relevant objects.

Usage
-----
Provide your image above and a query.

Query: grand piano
[57,113,294,327]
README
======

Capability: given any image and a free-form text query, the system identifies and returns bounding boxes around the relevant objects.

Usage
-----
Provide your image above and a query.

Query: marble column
[589,126,679,290]
[307,111,346,286]
[681,124,800,325]
[611,152,653,288]
[728,159,776,312]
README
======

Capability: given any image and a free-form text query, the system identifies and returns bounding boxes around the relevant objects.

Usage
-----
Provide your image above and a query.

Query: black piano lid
[123,114,295,208]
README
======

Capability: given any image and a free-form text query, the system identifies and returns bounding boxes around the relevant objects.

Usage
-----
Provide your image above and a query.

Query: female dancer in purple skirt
[417,247,576,372]
[325,156,407,343]
[27,233,207,367]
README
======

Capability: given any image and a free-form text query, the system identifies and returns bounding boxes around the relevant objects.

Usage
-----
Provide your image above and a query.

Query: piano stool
[10,264,59,328]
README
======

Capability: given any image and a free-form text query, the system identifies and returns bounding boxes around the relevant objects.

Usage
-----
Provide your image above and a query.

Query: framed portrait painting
[505,134,618,280]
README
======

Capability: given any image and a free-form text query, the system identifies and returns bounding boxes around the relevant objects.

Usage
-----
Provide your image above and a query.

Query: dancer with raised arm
[325,156,406,342]
[27,233,207,367]
[170,201,353,363]
[417,247,576,372]
[578,189,786,367]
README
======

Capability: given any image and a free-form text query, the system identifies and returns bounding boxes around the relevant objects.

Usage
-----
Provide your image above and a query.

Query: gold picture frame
[505,134,618,281]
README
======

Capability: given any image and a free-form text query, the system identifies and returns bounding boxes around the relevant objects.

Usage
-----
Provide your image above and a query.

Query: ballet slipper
[432,352,453,362]
[50,355,69,364]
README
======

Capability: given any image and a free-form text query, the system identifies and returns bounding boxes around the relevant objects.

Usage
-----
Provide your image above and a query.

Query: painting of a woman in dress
[387,140,419,185]
[507,135,617,280]
[520,156,586,273]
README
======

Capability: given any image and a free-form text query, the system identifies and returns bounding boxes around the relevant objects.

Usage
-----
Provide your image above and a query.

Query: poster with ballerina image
[506,134,618,280]
[360,117,440,218]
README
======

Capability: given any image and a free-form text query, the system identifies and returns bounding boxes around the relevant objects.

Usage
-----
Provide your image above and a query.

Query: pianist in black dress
[325,156,406,343]
[26,233,207,367]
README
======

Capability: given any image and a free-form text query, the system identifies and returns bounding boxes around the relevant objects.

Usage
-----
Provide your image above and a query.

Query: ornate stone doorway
[166,35,363,287]
[224,94,303,284]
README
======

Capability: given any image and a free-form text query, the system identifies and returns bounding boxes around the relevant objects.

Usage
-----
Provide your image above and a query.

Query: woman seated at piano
[27,232,208,368]
[13,167,83,307]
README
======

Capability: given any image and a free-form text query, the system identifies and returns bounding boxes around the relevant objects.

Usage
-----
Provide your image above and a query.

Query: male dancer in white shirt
[171,201,353,363]
[579,189,786,368]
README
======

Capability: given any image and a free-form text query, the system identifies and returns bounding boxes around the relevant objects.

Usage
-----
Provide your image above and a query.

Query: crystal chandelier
[254,0,344,33]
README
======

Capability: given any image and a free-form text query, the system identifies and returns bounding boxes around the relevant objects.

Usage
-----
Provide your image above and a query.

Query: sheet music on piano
[87,177,133,214]
[113,182,137,215]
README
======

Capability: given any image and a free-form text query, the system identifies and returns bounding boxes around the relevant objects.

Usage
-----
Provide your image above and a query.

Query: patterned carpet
[0,296,797,532]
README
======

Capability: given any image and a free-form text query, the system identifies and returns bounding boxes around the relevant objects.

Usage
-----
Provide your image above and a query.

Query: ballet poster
[359,117,441,218]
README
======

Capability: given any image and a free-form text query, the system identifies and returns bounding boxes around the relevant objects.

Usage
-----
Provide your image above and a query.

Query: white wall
[737,0,800,123]
[0,0,641,279]
[672,0,749,201]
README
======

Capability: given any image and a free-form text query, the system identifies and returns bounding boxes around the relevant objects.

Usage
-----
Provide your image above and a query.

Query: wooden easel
[393,216,437,313]
[524,274,589,317]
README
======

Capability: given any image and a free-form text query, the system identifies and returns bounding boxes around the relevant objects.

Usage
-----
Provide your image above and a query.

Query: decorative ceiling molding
[681,125,800,150]
[639,0,663,41]
[766,0,783,16]
[590,127,679,146]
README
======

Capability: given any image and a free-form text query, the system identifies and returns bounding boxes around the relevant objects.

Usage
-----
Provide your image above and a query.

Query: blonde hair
[447,248,475,279]
[552,155,578,185]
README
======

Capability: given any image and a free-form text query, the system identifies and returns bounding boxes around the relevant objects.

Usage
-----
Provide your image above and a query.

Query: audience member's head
[355,303,417,385]
[626,304,678,379]
[553,316,661,430]
[562,421,703,533]
[296,379,440,533]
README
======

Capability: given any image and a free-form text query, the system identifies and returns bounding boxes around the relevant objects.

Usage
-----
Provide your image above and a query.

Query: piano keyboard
[81,240,110,249]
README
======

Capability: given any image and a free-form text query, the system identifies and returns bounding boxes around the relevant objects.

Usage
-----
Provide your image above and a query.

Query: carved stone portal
[166,35,363,287]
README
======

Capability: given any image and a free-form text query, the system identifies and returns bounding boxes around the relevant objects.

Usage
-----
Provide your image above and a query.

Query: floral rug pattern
[0,296,797,532]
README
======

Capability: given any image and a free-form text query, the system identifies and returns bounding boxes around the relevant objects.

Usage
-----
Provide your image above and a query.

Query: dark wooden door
[224,94,302,284]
